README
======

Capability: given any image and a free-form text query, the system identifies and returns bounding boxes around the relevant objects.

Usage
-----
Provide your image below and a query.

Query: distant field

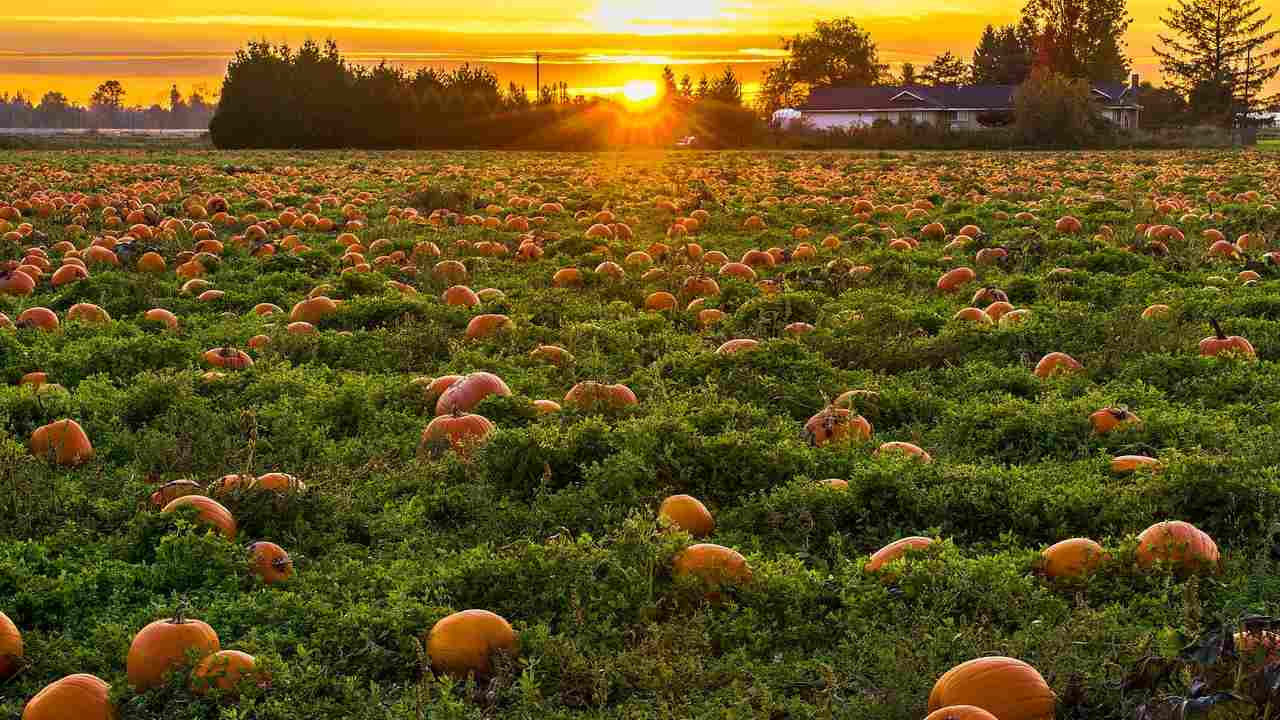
[0,129,211,150]
[2,149,1280,720]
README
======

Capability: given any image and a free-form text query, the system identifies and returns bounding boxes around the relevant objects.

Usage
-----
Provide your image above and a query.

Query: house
[797,74,1141,130]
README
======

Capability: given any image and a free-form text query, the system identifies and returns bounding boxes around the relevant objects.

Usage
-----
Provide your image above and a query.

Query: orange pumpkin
[149,479,201,508]
[16,307,59,331]
[161,496,237,539]
[435,372,512,415]
[247,541,294,585]
[672,543,752,593]
[143,308,179,330]
[925,706,999,720]
[1135,520,1219,572]
[529,345,574,366]
[465,314,513,340]
[716,338,760,355]
[1041,538,1106,579]
[1199,319,1255,359]
[659,495,715,537]
[1033,352,1082,379]
[427,610,518,679]
[644,291,678,312]
[875,441,932,463]
[22,674,116,720]
[420,413,495,456]
[803,407,872,447]
[127,608,221,691]
[290,296,337,324]
[928,656,1056,720]
[1111,455,1161,474]
[563,381,638,411]
[0,610,21,679]
[936,267,976,292]
[191,650,261,696]
[31,419,93,465]
[66,303,110,324]
[203,346,253,370]
[442,285,480,306]
[866,536,933,572]
[1089,407,1141,434]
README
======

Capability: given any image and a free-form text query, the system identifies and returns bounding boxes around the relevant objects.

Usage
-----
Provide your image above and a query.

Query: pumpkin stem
[1210,317,1226,340]
[172,596,190,625]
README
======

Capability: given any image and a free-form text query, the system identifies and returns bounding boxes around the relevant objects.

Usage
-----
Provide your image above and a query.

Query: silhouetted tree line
[209,40,762,149]
[0,82,214,129]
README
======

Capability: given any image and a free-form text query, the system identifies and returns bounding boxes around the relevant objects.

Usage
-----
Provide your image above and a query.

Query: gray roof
[798,82,1137,112]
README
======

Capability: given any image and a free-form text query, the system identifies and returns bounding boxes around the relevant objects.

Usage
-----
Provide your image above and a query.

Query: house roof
[798,82,1138,112]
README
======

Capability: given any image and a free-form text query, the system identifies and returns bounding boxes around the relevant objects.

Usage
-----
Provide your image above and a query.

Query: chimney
[1131,73,1139,91]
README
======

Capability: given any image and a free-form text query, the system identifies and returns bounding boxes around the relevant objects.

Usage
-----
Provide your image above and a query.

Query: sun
[622,80,658,106]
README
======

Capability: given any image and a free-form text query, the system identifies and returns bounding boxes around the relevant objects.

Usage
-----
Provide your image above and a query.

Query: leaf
[1181,627,1230,666]
[1122,656,1179,692]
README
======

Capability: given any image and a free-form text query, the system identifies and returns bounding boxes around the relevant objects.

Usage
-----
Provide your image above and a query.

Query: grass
[1,148,1280,719]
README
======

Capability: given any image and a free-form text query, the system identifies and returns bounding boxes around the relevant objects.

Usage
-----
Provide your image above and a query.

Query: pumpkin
[697,308,726,328]
[952,307,992,324]
[803,407,872,447]
[161,495,237,538]
[1041,538,1106,579]
[143,308,179,330]
[925,705,999,720]
[22,674,116,720]
[290,296,337,324]
[984,301,1014,321]
[435,372,511,415]
[658,495,715,537]
[532,399,561,414]
[1089,407,1141,434]
[563,382,637,411]
[421,413,495,456]
[247,541,294,585]
[253,302,283,316]
[0,610,21,679]
[928,656,1056,720]
[1199,318,1255,359]
[936,267,976,292]
[203,347,253,370]
[442,285,480,306]
[192,650,261,696]
[551,267,583,288]
[0,269,36,295]
[821,478,849,489]
[1055,216,1082,233]
[672,543,752,594]
[20,371,47,387]
[16,307,59,331]
[866,536,933,572]
[1033,352,1082,378]
[716,338,760,355]
[126,607,221,690]
[426,609,517,679]
[137,251,166,272]
[644,291,677,312]
[1136,520,1219,571]
[719,262,757,282]
[529,345,573,366]
[419,374,463,404]
[1111,455,1161,474]
[67,303,110,324]
[465,313,513,340]
[31,419,93,465]
[875,441,932,463]
[255,472,305,492]
[149,479,201,508]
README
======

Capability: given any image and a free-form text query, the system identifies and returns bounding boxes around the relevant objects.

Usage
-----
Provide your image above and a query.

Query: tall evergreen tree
[1154,0,1280,123]
[921,51,972,85]
[900,62,918,85]
[973,24,1035,84]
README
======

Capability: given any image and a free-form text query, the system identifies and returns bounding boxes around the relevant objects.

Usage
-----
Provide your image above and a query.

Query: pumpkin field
[4,148,1280,720]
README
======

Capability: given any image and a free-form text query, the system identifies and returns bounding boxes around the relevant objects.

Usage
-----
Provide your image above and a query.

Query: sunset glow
[621,79,659,105]
[0,0,1262,105]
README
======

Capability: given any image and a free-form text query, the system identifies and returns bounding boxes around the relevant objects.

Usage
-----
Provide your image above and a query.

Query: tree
[921,51,971,85]
[679,74,694,99]
[900,62,918,85]
[758,17,888,114]
[661,66,679,99]
[90,80,125,110]
[1138,81,1190,127]
[1014,67,1101,144]
[36,91,74,128]
[696,74,710,98]
[973,23,1035,84]
[708,67,744,105]
[1154,0,1280,124]
[1021,0,1132,81]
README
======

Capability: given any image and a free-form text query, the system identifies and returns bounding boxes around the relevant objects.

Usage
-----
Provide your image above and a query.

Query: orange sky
[0,0,1205,106]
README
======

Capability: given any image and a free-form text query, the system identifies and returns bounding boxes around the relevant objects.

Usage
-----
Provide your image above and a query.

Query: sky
[0,0,1198,107]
